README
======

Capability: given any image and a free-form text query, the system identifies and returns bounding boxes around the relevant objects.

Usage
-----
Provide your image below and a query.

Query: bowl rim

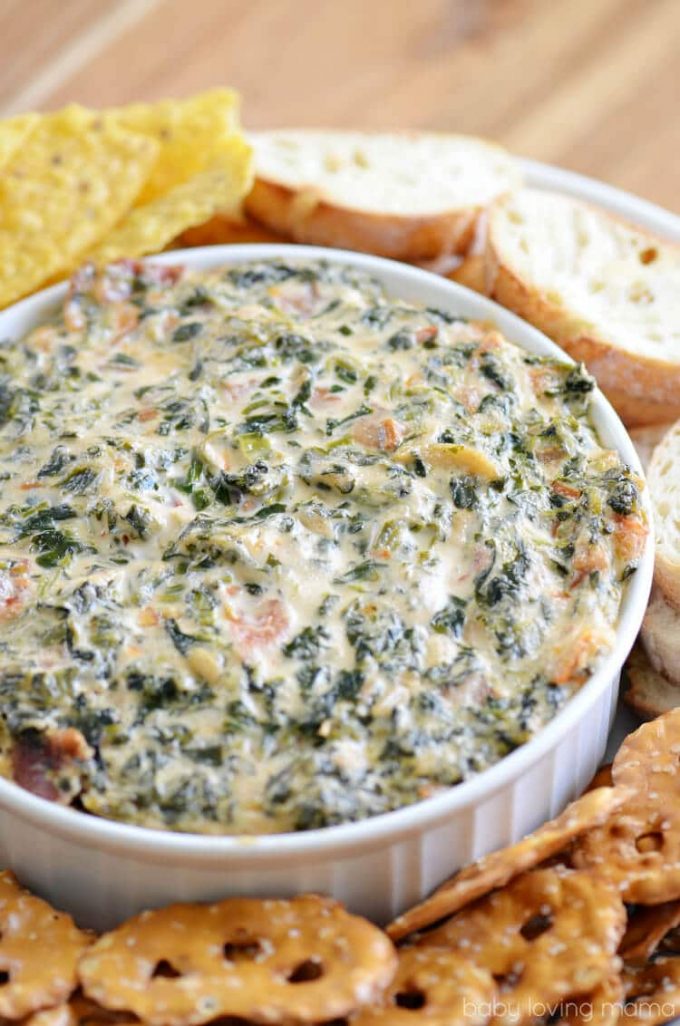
[0,240,655,858]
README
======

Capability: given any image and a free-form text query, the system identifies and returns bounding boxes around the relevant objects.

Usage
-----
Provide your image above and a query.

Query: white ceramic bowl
[0,238,653,930]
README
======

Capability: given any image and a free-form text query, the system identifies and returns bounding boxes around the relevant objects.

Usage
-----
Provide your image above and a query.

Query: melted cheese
[0,259,646,833]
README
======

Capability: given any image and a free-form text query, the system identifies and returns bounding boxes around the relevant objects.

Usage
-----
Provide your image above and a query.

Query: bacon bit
[19,480,42,490]
[225,597,289,658]
[352,415,404,453]
[269,281,321,318]
[415,325,438,345]
[454,385,482,413]
[0,570,29,620]
[111,302,139,342]
[528,366,562,394]
[571,542,609,588]
[553,480,582,500]
[551,630,602,686]
[138,408,158,423]
[144,263,184,287]
[538,446,565,464]
[11,728,92,803]
[30,325,60,353]
[67,263,96,300]
[63,299,86,332]
[138,607,159,627]
[456,543,494,584]
[222,378,257,400]
[311,386,342,405]
[612,514,648,564]
[477,332,503,354]
[371,548,391,560]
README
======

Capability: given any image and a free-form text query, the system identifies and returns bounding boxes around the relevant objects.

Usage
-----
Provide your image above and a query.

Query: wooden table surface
[1,0,678,212]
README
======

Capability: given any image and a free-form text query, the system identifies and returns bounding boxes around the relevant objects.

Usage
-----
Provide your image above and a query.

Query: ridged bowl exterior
[1,153,671,931]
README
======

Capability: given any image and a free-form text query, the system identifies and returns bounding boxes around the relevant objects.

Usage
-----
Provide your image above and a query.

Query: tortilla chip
[108,89,241,205]
[0,113,39,171]
[0,106,158,308]
[87,137,253,263]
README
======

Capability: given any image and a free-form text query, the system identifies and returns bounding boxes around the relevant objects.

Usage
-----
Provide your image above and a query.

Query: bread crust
[596,390,680,428]
[488,260,680,425]
[245,179,479,261]
[641,588,680,687]
[486,195,680,427]
[624,644,680,720]
[648,421,680,608]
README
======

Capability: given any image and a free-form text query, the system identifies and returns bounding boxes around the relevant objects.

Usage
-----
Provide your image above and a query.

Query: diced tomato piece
[553,480,582,500]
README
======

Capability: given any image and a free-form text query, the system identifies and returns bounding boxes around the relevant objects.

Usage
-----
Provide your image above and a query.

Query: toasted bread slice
[245,130,521,261]
[624,644,680,720]
[486,189,680,426]
[642,588,680,687]
[629,423,674,472]
[648,420,680,607]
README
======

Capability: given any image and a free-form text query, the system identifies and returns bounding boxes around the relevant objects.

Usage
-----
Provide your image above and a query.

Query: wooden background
[0,0,678,211]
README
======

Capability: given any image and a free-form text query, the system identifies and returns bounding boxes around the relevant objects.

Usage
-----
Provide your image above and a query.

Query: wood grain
[0,0,678,211]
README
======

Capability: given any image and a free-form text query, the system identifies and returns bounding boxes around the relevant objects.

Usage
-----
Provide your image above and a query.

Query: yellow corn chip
[87,136,253,263]
[0,105,159,308]
[0,113,39,171]
[108,88,241,205]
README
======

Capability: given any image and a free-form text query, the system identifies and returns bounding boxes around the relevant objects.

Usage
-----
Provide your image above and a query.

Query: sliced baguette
[641,587,680,687]
[485,189,680,426]
[624,644,680,720]
[246,130,521,261]
[648,420,680,607]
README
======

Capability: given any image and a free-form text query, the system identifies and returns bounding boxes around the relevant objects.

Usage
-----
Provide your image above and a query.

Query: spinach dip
[0,259,647,833]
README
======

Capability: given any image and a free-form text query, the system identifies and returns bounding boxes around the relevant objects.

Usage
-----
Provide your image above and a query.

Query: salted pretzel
[350,945,496,1026]
[418,867,626,1026]
[574,708,680,903]
[388,786,626,941]
[79,894,397,1025]
[620,902,680,964]
[620,956,680,1026]
[0,871,91,1020]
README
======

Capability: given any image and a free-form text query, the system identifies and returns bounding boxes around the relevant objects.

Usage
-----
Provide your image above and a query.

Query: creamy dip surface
[0,259,646,833]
